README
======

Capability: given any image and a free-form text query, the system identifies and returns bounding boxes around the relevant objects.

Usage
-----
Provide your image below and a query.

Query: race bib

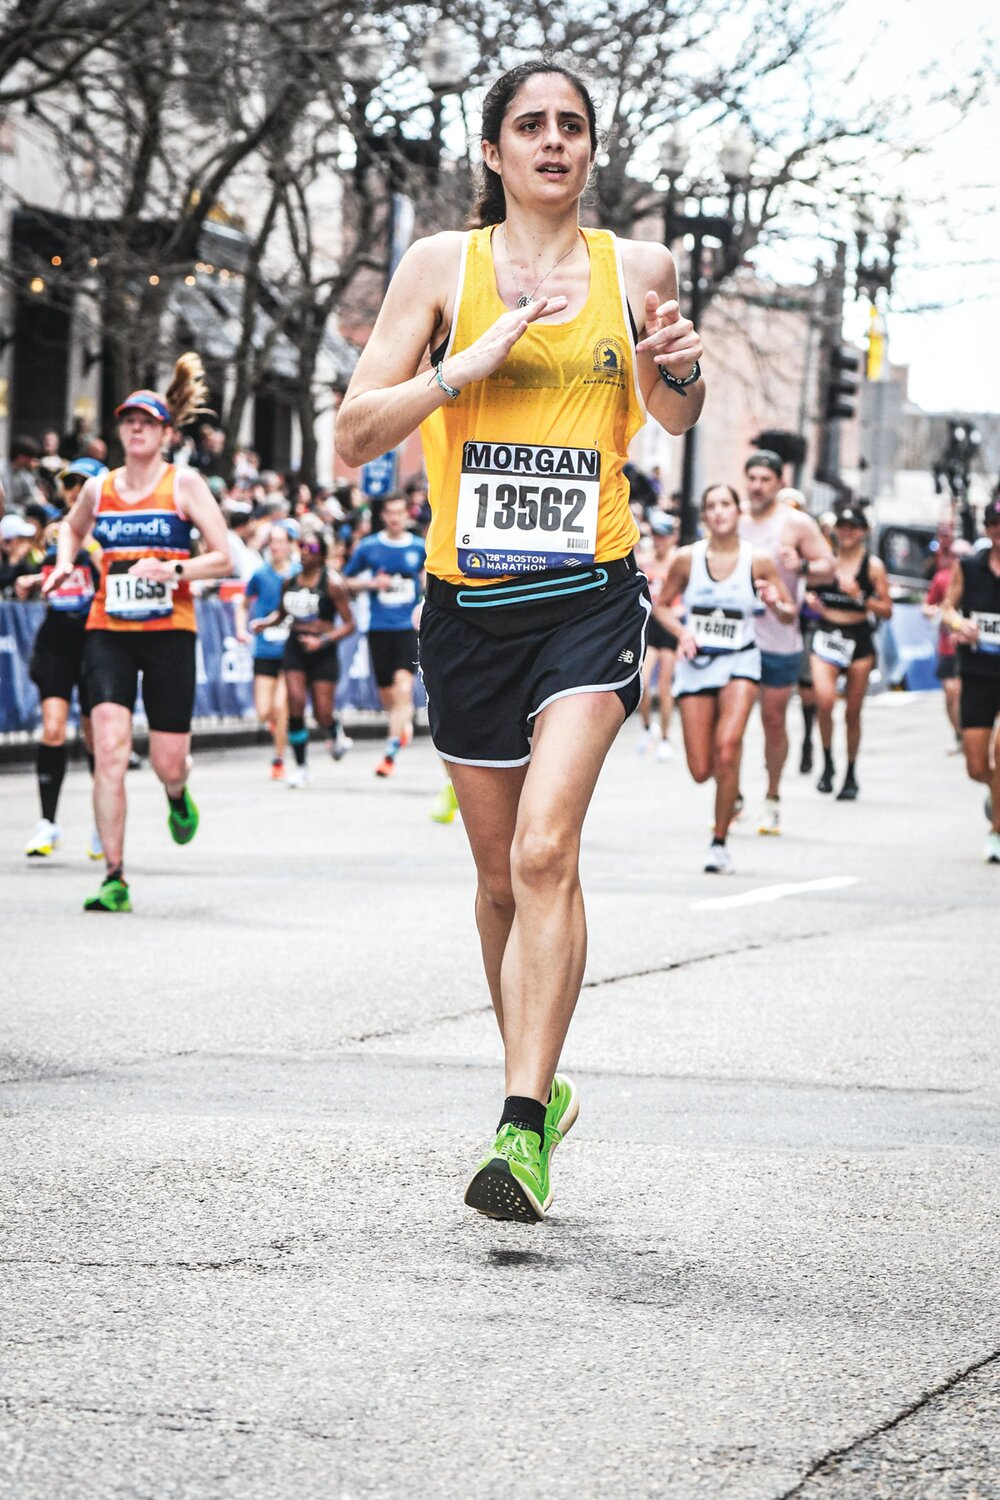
[972,612,1000,655]
[105,561,173,622]
[813,628,856,668]
[689,606,753,654]
[43,563,94,615]
[378,574,417,607]
[284,587,321,622]
[455,440,600,577]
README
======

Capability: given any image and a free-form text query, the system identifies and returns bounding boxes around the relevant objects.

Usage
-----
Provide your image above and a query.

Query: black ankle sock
[802,704,815,738]
[106,864,125,885]
[712,835,726,848]
[498,1094,547,1142]
[168,789,188,813]
[37,742,67,823]
[823,748,835,769]
[843,760,857,783]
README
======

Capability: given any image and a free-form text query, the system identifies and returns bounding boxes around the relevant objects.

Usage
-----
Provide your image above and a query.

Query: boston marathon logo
[93,511,190,550]
[461,442,600,479]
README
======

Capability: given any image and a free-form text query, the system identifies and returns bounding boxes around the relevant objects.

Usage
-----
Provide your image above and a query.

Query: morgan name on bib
[456,440,601,577]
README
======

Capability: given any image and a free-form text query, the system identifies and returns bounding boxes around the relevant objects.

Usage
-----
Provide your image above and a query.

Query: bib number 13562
[455,441,600,577]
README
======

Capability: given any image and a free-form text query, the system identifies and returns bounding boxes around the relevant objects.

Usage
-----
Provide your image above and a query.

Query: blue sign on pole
[360,451,398,498]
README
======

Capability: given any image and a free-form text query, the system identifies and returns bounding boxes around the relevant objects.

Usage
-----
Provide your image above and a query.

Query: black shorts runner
[419,557,651,766]
[811,618,876,666]
[368,628,419,688]
[253,657,282,679]
[83,629,197,733]
[283,634,340,683]
[30,615,91,713]
[960,671,1000,731]
[646,617,678,653]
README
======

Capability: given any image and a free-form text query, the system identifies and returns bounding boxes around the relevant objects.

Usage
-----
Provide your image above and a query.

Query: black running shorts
[368,628,419,689]
[253,657,282,680]
[30,616,91,714]
[960,671,1000,731]
[646,617,678,653]
[283,634,340,683]
[419,561,650,766]
[83,629,197,734]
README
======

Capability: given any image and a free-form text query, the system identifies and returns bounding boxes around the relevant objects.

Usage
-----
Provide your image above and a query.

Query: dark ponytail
[468,61,599,228]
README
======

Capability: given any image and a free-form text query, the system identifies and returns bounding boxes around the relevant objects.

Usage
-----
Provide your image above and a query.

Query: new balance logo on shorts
[617,649,635,664]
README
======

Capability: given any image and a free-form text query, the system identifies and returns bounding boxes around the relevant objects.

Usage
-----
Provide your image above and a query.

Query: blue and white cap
[115,389,171,423]
[60,456,109,483]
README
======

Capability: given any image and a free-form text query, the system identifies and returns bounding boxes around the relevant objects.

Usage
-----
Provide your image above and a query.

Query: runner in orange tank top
[45,354,231,912]
[337,62,705,1223]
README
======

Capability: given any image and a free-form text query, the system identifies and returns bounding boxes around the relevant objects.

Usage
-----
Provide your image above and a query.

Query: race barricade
[0,597,425,733]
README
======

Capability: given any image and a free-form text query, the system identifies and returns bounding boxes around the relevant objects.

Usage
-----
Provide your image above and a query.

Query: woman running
[251,530,354,788]
[635,511,679,760]
[338,60,704,1222]
[17,457,107,859]
[44,355,231,911]
[653,484,794,874]
[806,505,892,800]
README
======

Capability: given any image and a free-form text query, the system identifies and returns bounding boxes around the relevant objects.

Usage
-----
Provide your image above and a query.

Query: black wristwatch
[173,561,185,578]
[659,360,701,396]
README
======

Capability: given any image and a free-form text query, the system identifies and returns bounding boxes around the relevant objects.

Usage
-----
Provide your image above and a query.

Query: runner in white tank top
[654,484,795,874]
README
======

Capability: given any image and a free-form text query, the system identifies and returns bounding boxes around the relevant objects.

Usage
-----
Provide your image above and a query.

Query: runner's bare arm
[328,575,356,644]
[622,241,704,436]
[865,556,893,620]
[651,548,692,638]
[337,234,567,467]
[782,512,835,585]
[751,552,796,622]
[942,560,977,643]
[45,477,101,593]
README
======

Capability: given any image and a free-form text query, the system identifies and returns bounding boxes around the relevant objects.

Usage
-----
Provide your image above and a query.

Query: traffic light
[825,346,860,421]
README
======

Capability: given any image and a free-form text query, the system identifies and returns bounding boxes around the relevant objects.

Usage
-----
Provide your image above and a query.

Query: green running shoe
[542,1073,580,1211]
[167,787,199,845]
[84,876,132,913]
[464,1123,548,1222]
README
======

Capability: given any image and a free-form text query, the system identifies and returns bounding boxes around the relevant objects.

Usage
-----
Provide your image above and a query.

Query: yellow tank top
[420,226,645,585]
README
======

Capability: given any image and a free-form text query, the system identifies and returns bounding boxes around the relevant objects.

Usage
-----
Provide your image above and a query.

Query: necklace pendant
[516,293,533,308]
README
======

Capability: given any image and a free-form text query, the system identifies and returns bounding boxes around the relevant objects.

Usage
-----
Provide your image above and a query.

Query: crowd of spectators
[0,419,435,598]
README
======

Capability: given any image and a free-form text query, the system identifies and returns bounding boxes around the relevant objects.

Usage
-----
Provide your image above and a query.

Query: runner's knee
[511,826,576,891]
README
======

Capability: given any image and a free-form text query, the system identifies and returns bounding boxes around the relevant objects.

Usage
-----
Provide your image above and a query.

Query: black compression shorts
[83,629,196,734]
[646,617,678,653]
[368,628,419,688]
[282,634,340,683]
[30,616,91,714]
[960,672,1000,731]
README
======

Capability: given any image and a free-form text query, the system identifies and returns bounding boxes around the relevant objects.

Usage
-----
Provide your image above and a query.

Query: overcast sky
[811,0,997,414]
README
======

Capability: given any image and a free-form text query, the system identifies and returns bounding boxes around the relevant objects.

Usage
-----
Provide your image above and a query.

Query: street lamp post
[659,125,754,543]
[852,194,907,504]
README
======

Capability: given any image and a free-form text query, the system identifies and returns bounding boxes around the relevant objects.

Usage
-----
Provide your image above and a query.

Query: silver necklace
[502,224,579,308]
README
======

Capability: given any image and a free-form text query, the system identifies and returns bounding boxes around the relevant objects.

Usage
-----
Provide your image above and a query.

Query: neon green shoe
[464,1124,548,1222]
[430,780,459,824]
[84,876,132,913]
[542,1074,579,1211]
[167,787,199,845]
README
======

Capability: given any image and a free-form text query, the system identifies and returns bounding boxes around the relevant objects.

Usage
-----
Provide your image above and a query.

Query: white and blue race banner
[0,600,423,732]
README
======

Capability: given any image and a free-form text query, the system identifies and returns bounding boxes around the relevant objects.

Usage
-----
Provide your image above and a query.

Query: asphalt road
[1,691,998,1500]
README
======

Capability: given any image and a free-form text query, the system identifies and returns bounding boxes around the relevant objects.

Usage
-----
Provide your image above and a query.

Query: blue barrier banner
[879,603,940,691]
[0,599,425,732]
